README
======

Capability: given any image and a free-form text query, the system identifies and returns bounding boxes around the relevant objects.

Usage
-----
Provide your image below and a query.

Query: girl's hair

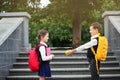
[37,29,48,42]
[90,22,102,32]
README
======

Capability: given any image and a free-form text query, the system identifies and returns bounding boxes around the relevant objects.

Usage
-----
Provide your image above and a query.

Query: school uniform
[36,42,53,77]
[75,34,100,80]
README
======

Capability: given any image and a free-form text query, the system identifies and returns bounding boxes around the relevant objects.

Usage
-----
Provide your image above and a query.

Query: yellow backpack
[91,36,108,61]
[91,36,108,74]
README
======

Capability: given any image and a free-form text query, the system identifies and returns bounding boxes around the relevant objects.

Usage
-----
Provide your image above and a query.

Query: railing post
[102,11,120,65]
[102,11,120,52]
[0,12,31,51]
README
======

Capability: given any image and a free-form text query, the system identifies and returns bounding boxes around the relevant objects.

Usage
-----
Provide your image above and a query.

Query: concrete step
[8,67,120,76]
[12,61,119,69]
[6,50,120,80]
[16,56,117,62]
[19,51,87,57]
[6,74,120,80]
[19,51,114,57]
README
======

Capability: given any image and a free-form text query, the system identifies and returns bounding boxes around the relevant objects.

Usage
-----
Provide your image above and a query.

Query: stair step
[6,74,120,80]
[19,51,87,57]
[16,56,117,62]
[13,61,119,68]
[6,50,120,80]
[19,51,114,57]
[8,67,120,76]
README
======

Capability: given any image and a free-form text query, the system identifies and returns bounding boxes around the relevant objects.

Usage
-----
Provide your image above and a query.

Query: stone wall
[0,24,22,80]
[0,12,31,51]
[0,12,31,80]
[102,11,120,65]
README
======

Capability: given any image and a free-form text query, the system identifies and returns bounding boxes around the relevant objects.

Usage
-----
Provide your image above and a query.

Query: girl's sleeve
[39,46,53,61]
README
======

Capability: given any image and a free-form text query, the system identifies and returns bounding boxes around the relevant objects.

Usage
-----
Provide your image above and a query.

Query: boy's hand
[65,49,76,56]
[65,50,72,56]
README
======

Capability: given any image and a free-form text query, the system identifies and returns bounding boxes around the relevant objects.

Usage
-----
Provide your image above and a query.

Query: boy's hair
[37,29,48,41]
[90,22,102,32]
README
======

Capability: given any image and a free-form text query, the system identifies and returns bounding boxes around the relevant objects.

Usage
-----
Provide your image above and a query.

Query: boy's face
[89,26,99,36]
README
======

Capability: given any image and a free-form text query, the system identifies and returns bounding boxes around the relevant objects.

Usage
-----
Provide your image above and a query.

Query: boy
[68,22,101,80]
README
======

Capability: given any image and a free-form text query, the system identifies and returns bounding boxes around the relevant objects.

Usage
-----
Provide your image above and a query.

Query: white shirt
[39,42,52,61]
[75,34,99,52]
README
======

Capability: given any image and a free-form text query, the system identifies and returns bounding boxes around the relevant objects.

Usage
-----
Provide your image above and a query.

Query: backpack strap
[91,36,100,74]
[90,36,100,74]
[91,47,96,55]
[38,44,47,55]
[91,47,99,74]
[36,44,47,62]
[38,44,46,47]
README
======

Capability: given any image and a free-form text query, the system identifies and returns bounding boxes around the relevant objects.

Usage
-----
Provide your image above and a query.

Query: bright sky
[40,0,51,8]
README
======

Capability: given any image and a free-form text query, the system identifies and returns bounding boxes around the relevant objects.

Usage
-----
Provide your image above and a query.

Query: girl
[36,29,54,80]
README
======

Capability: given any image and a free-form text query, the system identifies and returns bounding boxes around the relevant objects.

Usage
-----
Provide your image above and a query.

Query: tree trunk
[72,12,81,48]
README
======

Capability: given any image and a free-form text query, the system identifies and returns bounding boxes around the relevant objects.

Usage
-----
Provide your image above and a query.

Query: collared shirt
[39,42,52,61]
[75,34,99,52]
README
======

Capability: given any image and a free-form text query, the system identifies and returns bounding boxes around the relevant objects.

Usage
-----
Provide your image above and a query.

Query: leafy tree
[46,0,101,48]
[1,0,120,47]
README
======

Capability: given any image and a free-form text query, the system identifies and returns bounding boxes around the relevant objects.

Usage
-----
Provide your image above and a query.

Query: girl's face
[41,33,49,42]
[89,26,99,36]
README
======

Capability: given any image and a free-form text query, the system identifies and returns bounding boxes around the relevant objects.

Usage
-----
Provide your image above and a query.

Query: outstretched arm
[67,39,97,55]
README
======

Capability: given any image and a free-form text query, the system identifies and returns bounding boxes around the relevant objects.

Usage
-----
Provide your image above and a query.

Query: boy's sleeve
[75,39,97,52]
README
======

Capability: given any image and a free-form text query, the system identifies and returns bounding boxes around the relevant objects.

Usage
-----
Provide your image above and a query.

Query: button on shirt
[75,34,99,52]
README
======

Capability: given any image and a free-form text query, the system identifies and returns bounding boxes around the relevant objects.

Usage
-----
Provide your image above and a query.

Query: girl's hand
[51,54,55,59]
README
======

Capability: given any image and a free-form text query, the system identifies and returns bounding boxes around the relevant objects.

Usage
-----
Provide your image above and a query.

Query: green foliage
[100,0,119,11]
[1,0,120,47]
[29,15,72,47]
[81,20,90,44]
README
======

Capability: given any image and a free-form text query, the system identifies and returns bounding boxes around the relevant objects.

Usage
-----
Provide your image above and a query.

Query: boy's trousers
[88,58,100,80]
